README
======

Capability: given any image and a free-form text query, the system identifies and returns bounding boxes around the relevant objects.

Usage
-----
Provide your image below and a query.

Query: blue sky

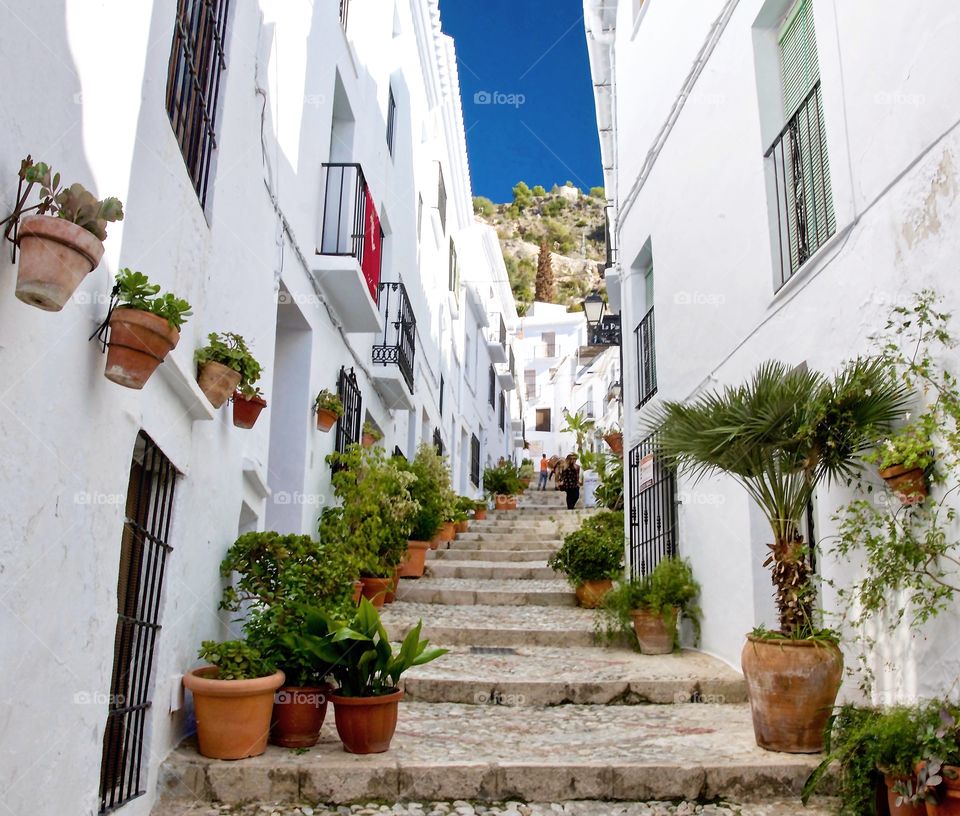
[439,0,603,203]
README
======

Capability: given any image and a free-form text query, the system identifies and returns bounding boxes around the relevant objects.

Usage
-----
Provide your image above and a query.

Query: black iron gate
[335,366,362,454]
[627,432,677,578]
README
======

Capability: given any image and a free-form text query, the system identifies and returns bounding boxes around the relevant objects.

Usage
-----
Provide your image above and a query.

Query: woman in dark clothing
[557,453,582,510]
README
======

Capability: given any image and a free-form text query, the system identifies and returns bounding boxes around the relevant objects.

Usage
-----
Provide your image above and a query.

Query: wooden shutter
[779,0,819,118]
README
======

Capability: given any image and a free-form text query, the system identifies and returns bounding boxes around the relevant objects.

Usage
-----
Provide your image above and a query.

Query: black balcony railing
[634,307,656,408]
[588,314,621,346]
[372,282,416,394]
[627,434,678,579]
[765,81,835,288]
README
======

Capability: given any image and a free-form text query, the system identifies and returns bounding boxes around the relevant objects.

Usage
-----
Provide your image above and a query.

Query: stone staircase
[154,491,828,814]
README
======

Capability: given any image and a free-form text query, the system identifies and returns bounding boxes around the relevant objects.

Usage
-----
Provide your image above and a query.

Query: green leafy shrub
[472,196,496,217]
[589,186,605,198]
[548,510,624,586]
[114,268,192,329]
[483,462,523,497]
[531,185,547,197]
[401,443,453,540]
[197,639,274,681]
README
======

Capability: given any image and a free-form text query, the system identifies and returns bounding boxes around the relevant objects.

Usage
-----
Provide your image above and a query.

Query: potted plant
[599,557,702,654]
[362,421,383,448]
[453,496,474,534]
[652,358,911,752]
[181,640,284,760]
[233,384,268,429]
[473,499,488,521]
[518,458,535,491]
[103,268,192,389]
[285,599,446,753]
[314,389,343,432]
[548,511,624,608]
[602,424,624,457]
[483,462,523,510]
[397,444,446,575]
[2,157,123,311]
[911,703,960,815]
[866,423,934,505]
[218,531,357,748]
[195,332,263,409]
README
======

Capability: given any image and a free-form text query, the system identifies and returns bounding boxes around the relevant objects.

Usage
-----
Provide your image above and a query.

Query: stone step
[428,548,559,563]
[425,561,559,580]
[487,509,593,519]
[399,645,747,706]
[469,519,577,530]
[395,578,575,607]
[447,538,562,552]
[157,702,823,806]
[382,602,599,648]
[453,533,564,545]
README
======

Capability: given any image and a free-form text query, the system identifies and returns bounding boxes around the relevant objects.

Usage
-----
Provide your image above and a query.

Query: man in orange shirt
[538,453,550,490]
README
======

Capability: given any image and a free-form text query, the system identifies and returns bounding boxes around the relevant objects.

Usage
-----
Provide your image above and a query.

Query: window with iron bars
[165,0,231,210]
[498,392,505,431]
[437,164,447,233]
[99,432,178,814]
[634,306,657,408]
[627,433,678,579]
[339,0,349,28]
[335,366,362,454]
[439,375,444,417]
[470,434,480,487]
[448,238,459,301]
[386,86,397,157]
[433,427,443,456]
[488,365,496,408]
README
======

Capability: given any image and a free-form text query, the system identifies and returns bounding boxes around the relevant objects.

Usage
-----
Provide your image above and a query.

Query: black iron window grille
[589,314,622,347]
[99,432,178,814]
[448,238,459,295]
[165,0,231,209]
[437,164,447,233]
[765,81,835,288]
[372,282,416,393]
[634,306,657,408]
[470,434,480,487]
[386,87,397,156]
[433,427,443,456]
[627,434,677,580]
[339,0,349,28]
[498,392,505,431]
[335,366,362,454]
[393,445,405,460]
[488,366,496,408]
[439,375,444,416]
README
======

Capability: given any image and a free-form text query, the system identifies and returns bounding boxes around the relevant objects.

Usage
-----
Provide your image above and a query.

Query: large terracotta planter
[397,540,430,578]
[271,684,329,748]
[885,775,926,816]
[437,521,456,542]
[104,307,180,389]
[495,495,518,511]
[198,361,242,408]
[630,607,678,655]
[880,464,928,505]
[360,576,390,609]
[330,689,403,754]
[740,635,843,754]
[575,579,613,609]
[14,215,104,311]
[182,666,285,760]
[926,766,960,815]
[474,507,487,521]
[456,520,469,534]
[316,408,338,432]
[233,392,268,429]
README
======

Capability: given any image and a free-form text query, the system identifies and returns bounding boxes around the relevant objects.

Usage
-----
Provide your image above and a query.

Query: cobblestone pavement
[383,602,598,633]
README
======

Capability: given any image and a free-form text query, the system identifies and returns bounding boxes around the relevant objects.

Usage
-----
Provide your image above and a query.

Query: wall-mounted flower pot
[198,361,241,408]
[182,666,285,760]
[330,688,403,754]
[630,607,678,654]
[740,635,843,754]
[361,433,379,448]
[397,540,430,578]
[604,432,624,457]
[316,408,338,432]
[495,495,518,511]
[14,215,104,311]
[879,464,928,505]
[359,576,390,609]
[271,684,329,749]
[104,307,180,389]
[233,393,268,429]
[575,579,613,609]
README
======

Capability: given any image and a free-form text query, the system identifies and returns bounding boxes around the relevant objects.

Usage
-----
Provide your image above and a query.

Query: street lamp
[582,290,606,338]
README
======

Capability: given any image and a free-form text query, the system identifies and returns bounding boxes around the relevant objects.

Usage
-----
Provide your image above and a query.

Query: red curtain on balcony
[361,188,382,303]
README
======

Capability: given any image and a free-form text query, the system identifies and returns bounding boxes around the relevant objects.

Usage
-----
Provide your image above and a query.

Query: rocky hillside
[473,182,607,315]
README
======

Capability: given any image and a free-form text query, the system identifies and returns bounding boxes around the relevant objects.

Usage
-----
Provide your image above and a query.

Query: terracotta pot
[104,307,180,389]
[604,432,624,457]
[351,580,363,605]
[630,607,678,655]
[575,579,613,609]
[14,215,104,311]
[437,521,456,542]
[397,540,430,578]
[384,570,399,604]
[474,507,487,521]
[362,433,379,448]
[740,635,843,754]
[330,689,403,754]
[271,684,329,748]
[880,464,928,505]
[360,576,390,609]
[495,495,518,511]
[182,666,285,760]
[233,392,268,429]
[885,775,926,816]
[316,408,338,432]
[456,520,469,534]
[198,361,242,408]
[925,766,960,815]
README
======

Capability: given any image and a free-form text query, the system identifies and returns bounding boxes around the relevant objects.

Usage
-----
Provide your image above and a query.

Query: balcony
[498,345,517,391]
[371,282,416,411]
[313,163,383,333]
[486,313,508,364]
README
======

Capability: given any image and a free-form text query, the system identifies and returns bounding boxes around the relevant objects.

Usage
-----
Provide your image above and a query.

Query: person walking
[557,453,582,510]
[538,454,550,491]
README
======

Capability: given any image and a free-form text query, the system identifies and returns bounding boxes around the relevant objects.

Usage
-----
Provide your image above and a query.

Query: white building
[586,0,960,700]
[0,1,517,813]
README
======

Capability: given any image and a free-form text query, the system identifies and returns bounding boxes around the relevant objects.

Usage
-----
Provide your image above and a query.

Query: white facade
[586,0,960,701]
[0,1,517,813]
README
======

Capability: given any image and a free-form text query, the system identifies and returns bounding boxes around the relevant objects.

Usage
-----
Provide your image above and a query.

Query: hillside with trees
[473,182,607,315]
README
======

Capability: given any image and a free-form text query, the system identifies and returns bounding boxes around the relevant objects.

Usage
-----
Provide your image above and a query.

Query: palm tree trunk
[766,533,813,636]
